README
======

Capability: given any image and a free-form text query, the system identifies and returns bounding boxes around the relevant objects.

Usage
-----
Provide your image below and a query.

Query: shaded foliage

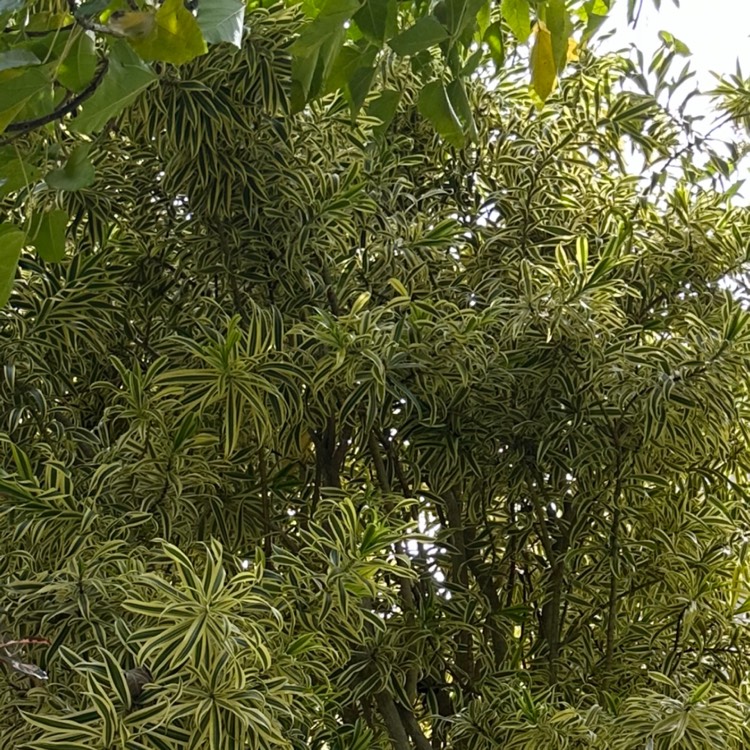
[2,3,750,750]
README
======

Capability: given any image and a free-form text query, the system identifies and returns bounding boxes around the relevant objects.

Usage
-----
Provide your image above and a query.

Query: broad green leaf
[476,0,491,36]
[291,0,362,54]
[46,144,95,191]
[501,0,530,43]
[57,31,97,92]
[291,49,318,109]
[442,0,486,37]
[418,80,464,147]
[77,0,111,15]
[531,22,556,101]
[13,70,53,122]
[71,41,157,133]
[484,21,505,69]
[0,148,41,197]
[323,44,371,94]
[129,0,208,65]
[29,209,68,262]
[389,16,448,56]
[292,19,349,107]
[546,0,573,72]
[0,223,25,307]
[345,64,376,116]
[582,0,609,41]
[317,27,348,94]
[24,12,71,32]
[15,27,70,63]
[461,46,483,75]
[353,0,397,43]
[367,88,400,137]
[0,66,50,133]
[447,78,477,140]
[0,49,40,72]
[196,0,245,48]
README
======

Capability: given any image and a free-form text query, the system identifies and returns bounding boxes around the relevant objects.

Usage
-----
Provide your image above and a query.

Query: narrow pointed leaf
[531,22,556,101]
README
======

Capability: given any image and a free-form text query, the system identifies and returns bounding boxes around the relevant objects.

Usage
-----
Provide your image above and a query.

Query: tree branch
[374,690,411,750]
[67,0,120,36]
[397,704,433,750]
[0,59,109,145]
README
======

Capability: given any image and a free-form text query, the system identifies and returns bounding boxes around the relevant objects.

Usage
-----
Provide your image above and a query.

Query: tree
[2,1,750,749]
[0,0,677,304]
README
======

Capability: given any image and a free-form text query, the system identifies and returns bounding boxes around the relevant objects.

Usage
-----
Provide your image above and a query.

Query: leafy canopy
[3,1,750,750]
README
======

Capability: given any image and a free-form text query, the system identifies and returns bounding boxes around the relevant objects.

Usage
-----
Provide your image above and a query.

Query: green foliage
[502,0,531,42]
[128,0,208,65]
[1,2,750,750]
[0,0,673,292]
[28,208,68,262]
[0,222,24,305]
[70,40,157,134]
[45,145,96,192]
[196,0,247,46]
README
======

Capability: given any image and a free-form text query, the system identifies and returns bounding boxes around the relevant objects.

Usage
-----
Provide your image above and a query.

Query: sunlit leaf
[57,30,97,92]
[129,0,208,65]
[501,0,530,43]
[484,21,505,69]
[530,21,556,101]
[546,0,573,72]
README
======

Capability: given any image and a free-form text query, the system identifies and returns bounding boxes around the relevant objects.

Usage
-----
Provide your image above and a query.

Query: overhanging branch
[1,60,109,144]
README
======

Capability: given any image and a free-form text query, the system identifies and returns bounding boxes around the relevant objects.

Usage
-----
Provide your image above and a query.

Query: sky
[602,0,750,87]
[591,0,750,202]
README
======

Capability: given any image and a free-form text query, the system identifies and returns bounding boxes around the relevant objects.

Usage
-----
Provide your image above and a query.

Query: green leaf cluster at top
[0,5,748,745]
[0,0,681,313]
[288,0,606,146]
[0,0,246,295]
[0,0,245,142]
